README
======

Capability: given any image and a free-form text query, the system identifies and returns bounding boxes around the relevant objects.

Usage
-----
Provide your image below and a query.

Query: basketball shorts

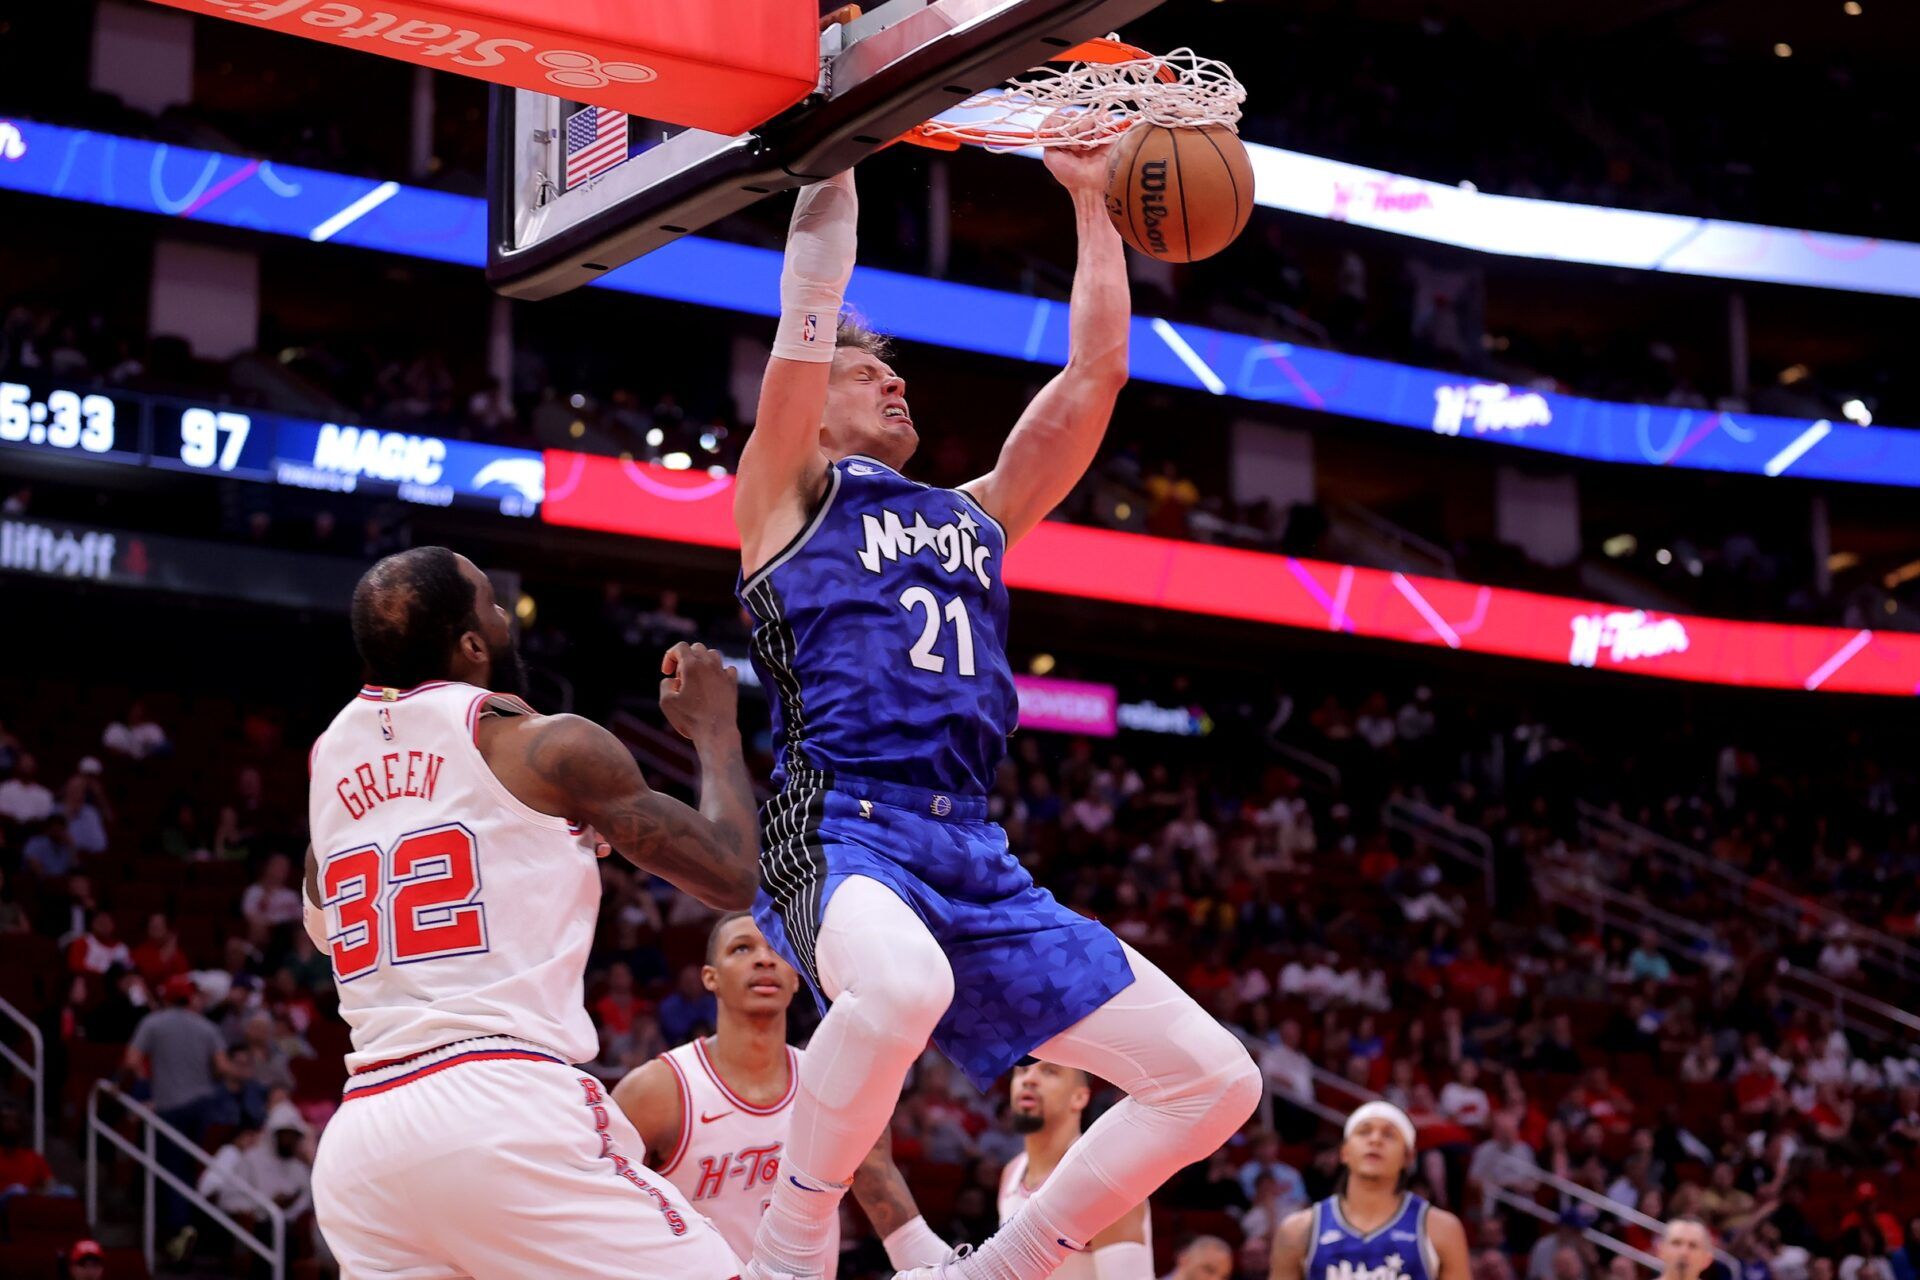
[313,1036,741,1280]
[754,778,1136,1090]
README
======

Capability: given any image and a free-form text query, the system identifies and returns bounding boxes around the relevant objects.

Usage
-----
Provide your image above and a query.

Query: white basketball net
[911,46,1246,151]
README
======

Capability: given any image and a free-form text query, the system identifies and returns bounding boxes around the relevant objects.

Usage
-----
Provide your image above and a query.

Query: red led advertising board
[543,450,1919,697]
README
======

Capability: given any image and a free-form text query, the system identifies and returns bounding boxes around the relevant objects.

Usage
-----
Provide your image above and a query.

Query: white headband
[1345,1101,1416,1155]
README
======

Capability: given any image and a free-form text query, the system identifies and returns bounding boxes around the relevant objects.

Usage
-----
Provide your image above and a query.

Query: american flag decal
[564,104,629,189]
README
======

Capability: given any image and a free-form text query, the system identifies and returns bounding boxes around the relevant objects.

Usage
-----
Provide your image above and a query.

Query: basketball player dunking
[998,1061,1153,1279]
[1269,1103,1470,1280]
[731,150,1260,1280]
[614,911,951,1275]
[304,548,761,1277]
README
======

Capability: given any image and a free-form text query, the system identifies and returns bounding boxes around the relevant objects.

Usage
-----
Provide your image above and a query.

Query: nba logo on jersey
[379,708,394,741]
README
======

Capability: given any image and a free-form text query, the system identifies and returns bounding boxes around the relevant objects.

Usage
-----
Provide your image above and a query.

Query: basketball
[1104,123,1255,263]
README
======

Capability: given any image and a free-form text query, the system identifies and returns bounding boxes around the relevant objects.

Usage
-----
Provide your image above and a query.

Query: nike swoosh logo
[1059,1239,1086,1252]
[790,1176,830,1193]
[701,1110,735,1124]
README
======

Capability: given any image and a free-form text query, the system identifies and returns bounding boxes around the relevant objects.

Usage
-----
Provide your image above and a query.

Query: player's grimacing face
[1009,1061,1088,1133]
[1342,1117,1408,1181]
[822,349,916,469]
[704,918,799,1014]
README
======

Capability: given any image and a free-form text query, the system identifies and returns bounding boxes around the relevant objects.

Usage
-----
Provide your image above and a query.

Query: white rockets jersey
[307,681,600,1072]
[656,1036,838,1271]
[999,1150,1152,1279]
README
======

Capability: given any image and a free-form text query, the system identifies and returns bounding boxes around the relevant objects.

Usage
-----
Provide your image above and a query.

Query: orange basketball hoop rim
[897,36,1244,152]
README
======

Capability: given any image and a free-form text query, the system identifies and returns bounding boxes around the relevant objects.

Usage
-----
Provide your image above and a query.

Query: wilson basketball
[1105,123,1255,263]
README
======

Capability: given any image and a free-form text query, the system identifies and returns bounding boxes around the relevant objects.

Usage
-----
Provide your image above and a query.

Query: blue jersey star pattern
[1304,1195,1438,1280]
[737,455,1133,1089]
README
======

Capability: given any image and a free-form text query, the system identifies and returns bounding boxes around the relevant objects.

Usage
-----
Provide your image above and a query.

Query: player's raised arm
[736,171,859,575]
[962,144,1131,547]
[852,1128,951,1269]
[487,647,759,909]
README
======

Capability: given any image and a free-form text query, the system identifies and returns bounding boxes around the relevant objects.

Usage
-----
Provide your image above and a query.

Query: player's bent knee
[843,927,954,1038]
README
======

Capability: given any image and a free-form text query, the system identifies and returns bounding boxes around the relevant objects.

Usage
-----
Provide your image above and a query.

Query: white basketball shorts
[313,1036,742,1279]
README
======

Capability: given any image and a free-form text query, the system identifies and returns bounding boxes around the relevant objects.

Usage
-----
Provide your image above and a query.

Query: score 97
[179,407,252,471]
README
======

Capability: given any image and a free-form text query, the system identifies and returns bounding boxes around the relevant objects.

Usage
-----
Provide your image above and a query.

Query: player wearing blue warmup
[1270,1103,1470,1280]
[732,149,1260,1280]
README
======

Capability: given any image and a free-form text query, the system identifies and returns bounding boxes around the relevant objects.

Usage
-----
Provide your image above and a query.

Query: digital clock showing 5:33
[0,380,117,454]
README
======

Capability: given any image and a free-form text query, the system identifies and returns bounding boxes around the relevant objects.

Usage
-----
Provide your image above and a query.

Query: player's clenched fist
[660,642,740,744]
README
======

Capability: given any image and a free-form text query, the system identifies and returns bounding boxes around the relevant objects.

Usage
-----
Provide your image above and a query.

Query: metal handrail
[0,995,45,1153]
[1577,801,1920,976]
[1533,863,1914,1049]
[1272,740,1342,792]
[86,1081,285,1280]
[1484,1185,1663,1272]
[1384,795,1496,906]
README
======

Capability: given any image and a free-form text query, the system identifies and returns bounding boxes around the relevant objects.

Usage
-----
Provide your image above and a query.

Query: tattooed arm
[853,1129,950,1269]
[481,645,760,909]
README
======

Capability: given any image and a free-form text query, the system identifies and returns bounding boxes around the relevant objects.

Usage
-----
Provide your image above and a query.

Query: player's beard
[1011,1111,1045,1134]
[488,636,531,699]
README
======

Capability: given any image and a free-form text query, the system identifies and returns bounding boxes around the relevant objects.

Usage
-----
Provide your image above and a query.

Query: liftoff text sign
[144,0,817,134]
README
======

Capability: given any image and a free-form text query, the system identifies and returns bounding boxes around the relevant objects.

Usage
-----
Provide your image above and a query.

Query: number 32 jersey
[738,454,1017,796]
[307,681,602,1072]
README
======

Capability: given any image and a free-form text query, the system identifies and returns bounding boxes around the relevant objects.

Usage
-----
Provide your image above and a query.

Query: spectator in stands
[65,1240,105,1278]
[1819,928,1864,983]
[1466,1110,1539,1216]
[158,799,211,860]
[1163,1235,1233,1280]
[67,911,131,975]
[0,718,18,775]
[1236,1130,1307,1209]
[207,1045,269,1131]
[125,974,233,1240]
[57,776,108,856]
[240,852,302,950]
[0,1103,54,1197]
[1440,1058,1493,1129]
[102,700,169,760]
[239,1012,296,1095]
[131,913,190,990]
[657,963,716,1044]
[214,767,268,861]
[0,753,54,824]
[1528,1208,1600,1280]
[198,1116,313,1262]
[1628,930,1674,984]
[23,814,79,879]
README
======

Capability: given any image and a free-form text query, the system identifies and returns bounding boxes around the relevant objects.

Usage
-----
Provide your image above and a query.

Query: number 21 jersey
[738,455,1017,797]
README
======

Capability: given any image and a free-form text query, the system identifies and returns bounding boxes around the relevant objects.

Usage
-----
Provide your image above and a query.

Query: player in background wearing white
[734,142,1259,1280]
[615,912,951,1275]
[303,547,761,1278]
[998,1061,1153,1279]
[1269,1103,1471,1280]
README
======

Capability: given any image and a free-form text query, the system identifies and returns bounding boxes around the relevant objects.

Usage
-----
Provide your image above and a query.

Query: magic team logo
[858,507,994,588]
[1323,1254,1411,1280]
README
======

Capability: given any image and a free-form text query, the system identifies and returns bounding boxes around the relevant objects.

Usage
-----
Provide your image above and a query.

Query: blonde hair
[836,313,893,361]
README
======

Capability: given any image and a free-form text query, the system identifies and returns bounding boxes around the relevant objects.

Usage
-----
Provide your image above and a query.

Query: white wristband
[1092,1240,1156,1280]
[883,1216,952,1270]
[772,305,840,363]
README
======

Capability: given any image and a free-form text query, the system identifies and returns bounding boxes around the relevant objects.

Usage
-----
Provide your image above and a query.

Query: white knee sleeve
[784,877,954,1177]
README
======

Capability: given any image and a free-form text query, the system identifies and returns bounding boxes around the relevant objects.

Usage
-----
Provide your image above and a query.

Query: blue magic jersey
[737,455,1018,796]
[1304,1195,1438,1280]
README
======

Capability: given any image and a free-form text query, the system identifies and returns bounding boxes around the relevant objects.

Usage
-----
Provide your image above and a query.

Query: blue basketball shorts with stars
[751,778,1136,1091]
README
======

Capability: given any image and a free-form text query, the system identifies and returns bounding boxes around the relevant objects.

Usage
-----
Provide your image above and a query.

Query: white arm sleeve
[771,171,858,363]
[1092,1240,1155,1279]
